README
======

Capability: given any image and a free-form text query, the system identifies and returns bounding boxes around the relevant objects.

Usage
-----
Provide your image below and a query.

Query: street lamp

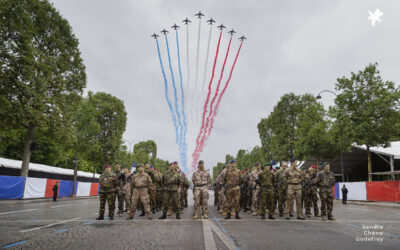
[316,90,345,182]
[72,156,78,197]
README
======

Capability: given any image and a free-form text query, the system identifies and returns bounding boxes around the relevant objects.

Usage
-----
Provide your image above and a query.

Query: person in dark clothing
[53,182,59,201]
[341,185,348,204]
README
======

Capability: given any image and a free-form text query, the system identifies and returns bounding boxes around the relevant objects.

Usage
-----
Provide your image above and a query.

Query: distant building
[302,141,400,182]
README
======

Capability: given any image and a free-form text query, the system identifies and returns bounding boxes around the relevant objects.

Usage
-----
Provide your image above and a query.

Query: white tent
[0,157,100,179]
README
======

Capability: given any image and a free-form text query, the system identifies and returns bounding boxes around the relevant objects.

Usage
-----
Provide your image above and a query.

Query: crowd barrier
[0,175,99,199]
[334,181,400,202]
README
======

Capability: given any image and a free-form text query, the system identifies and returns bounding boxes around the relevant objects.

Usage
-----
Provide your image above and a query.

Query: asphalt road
[0,191,399,250]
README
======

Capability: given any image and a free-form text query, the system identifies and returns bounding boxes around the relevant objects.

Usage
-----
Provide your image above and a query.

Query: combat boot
[126,215,134,220]
[252,211,258,216]
[279,213,283,217]
[167,209,173,216]
[193,214,199,219]
[222,211,227,217]
[328,215,336,221]
[118,212,122,217]
[314,213,321,217]
[159,212,167,219]
[139,210,145,217]
[289,213,294,217]
[109,217,114,220]
[152,208,156,214]
[306,214,311,218]
[235,212,241,219]
[176,213,181,219]
[297,216,305,220]
[96,215,104,220]
[269,214,275,220]
[203,214,208,219]
[224,213,231,219]
[261,214,266,220]
[321,215,327,221]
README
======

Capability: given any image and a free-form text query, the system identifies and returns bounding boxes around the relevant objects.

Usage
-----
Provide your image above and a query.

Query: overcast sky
[50,0,400,172]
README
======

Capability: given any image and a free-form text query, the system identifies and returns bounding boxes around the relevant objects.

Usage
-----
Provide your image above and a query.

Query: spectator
[53,182,59,201]
[341,185,348,204]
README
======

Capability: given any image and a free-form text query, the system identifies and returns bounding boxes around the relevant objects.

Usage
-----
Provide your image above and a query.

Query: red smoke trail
[196,41,244,159]
[194,31,222,157]
[192,35,233,169]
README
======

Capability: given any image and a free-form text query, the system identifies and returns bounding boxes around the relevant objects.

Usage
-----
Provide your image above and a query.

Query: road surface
[0,191,399,249]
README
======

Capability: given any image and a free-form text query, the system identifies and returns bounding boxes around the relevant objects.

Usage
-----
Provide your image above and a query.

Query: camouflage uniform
[192,169,210,217]
[224,167,242,215]
[284,167,304,218]
[128,172,153,219]
[145,168,158,212]
[179,173,189,213]
[275,169,287,216]
[216,168,227,213]
[240,172,250,211]
[99,172,118,218]
[156,171,163,211]
[317,171,335,219]
[121,173,131,213]
[249,169,260,215]
[257,169,276,217]
[304,171,319,217]
[115,169,125,214]
[162,170,181,214]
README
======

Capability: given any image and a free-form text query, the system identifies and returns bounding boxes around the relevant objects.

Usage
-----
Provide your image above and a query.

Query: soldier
[159,162,181,219]
[258,163,276,220]
[192,160,210,219]
[155,168,163,211]
[284,159,305,220]
[145,163,158,214]
[216,164,228,216]
[213,181,219,208]
[120,167,132,214]
[224,160,242,220]
[341,184,348,204]
[249,163,262,216]
[96,165,117,220]
[317,162,336,221]
[247,167,254,213]
[304,165,320,218]
[127,165,153,220]
[301,169,307,210]
[240,168,250,212]
[177,166,189,214]
[115,162,125,216]
[277,162,289,217]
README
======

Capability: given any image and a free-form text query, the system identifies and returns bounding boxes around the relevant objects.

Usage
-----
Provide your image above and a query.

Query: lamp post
[316,90,345,182]
[72,156,78,197]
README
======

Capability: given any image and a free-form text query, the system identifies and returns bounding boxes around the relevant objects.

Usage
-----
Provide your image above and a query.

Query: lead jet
[151,33,159,39]
[195,11,204,19]
[228,29,236,35]
[182,18,191,25]
[171,23,180,30]
[207,18,216,25]
[239,35,246,41]
[217,24,226,30]
[160,29,169,35]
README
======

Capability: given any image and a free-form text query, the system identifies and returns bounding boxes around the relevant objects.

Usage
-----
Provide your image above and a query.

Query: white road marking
[346,207,373,212]
[202,219,217,250]
[209,220,236,250]
[0,209,37,215]
[50,204,77,209]
[20,217,81,233]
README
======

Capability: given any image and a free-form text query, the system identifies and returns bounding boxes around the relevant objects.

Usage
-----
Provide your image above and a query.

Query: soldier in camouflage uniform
[127,165,153,220]
[284,159,305,220]
[240,168,250,212]
[145,163,158,214]
[121,167,131,214]
[159,163,181,219]
[178,167,189,214]
[96,165,118,220]
[301,169,307,210]
[317,162,336,221]
[155,168,163,212]
[276,162,288,217]
[249,163,262,216]
[258,163,276,220]
[224,160,242,219]
[304,165,320,218]
[115,163,125,216]
[192,160,210,219]
[216,164,228,216]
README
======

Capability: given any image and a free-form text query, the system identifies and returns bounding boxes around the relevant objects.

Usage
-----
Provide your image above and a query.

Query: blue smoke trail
[175,30,188,170]
[165,35,187,171]
[155,39,179,147]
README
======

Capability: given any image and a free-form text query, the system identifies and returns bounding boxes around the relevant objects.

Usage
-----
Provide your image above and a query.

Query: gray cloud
[50,0,400,170]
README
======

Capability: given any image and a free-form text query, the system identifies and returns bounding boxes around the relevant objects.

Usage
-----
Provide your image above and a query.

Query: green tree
[133,140,157,164]
[257,93,316,161]
[331,63,400,181]
[0,0,86,176]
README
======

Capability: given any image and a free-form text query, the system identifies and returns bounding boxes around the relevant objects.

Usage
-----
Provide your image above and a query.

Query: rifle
[302,174,317,188]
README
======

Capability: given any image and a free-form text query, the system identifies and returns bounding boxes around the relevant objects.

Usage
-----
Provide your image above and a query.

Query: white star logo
[368,9,383,27]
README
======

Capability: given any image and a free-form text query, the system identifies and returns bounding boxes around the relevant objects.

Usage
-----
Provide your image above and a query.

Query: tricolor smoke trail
[175,29,188,168]
[192,38,243,170]
[194,30,223,161]
[155,39,179,147]
[192,34,232,168]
